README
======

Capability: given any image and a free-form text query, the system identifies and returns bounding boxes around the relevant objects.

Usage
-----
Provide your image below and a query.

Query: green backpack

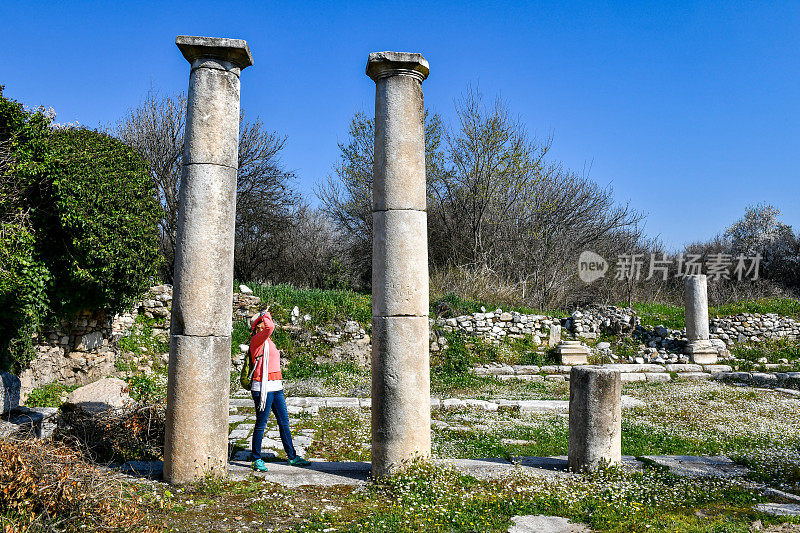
[239,351,262,391]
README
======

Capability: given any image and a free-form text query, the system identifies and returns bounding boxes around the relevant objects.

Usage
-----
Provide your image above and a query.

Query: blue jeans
[250,389,297,461]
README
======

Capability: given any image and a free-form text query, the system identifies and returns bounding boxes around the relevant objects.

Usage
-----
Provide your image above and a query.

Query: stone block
[620,373,646,382]
[1,371,21,415]
[568,366,621,472]
[703,364,733,373]
[65,377,132,412]
[674,372,711,381]
[171,164,237,337]
[665,363,703,373]
[176,35,253,70]
[560,354,588,365]
[164,335,231,484]
[645,373,671,382]
[372,75,426,210]
[184,66,241,167]
[371,316,430,475]
[513,365,540,375]
[372,210,429,317]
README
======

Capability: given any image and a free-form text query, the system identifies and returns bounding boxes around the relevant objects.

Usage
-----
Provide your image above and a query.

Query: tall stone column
[367,51,430,477]
[684,274,718,364]
[164,36,253,485]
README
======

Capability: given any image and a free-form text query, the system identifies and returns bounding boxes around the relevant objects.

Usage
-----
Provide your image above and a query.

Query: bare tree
[114,90,300,282]
[429,87,547,270]
[317,111,444,287]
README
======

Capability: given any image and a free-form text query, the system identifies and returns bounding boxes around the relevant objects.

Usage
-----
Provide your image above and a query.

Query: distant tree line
[114,88,800,310]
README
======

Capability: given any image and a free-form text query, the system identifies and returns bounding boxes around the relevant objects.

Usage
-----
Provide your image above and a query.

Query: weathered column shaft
[164,36,253,485]
[568,366,622,472]
[683,274,717,364]
[367,51,430,477]
[684,274,710,341]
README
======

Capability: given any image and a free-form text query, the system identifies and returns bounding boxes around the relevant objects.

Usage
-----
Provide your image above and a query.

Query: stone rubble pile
[565,305,639,338]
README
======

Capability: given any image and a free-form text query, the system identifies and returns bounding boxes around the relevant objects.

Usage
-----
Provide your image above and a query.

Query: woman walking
[248,308,311,472]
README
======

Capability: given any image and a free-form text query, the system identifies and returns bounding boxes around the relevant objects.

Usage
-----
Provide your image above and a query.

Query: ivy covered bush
[0,87,161,372]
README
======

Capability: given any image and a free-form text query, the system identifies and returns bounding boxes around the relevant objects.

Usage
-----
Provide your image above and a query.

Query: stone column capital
[176,35,253,70]
[366,51,429,82]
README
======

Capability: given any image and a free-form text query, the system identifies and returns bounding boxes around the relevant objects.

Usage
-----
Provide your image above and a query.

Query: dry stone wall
[431,310,561,351]
[21,284,262,399]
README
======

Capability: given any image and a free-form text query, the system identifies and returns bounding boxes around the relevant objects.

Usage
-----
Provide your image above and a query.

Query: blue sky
[1,1,797,251]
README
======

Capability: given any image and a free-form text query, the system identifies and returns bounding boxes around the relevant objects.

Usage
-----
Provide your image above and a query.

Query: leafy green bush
[25,382,77,408]
[0,88,161,372]
[40,128,161,313]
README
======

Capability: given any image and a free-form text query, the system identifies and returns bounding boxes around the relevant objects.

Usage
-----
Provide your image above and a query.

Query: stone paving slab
[228,459,371,486]
[754,503,800,517]
[512,456,643,477]
[508,515,590,532]
[641,455,749,478]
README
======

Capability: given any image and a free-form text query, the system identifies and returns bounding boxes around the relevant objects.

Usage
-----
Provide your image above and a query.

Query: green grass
[24,382,78,407]
[634,297,800,329]
[713,297,800,318]
[730,338,800,365]
[244,283,372,328]
[431,291,564,318]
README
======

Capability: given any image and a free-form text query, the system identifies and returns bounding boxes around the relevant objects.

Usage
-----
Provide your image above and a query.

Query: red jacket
[249,312,282,382]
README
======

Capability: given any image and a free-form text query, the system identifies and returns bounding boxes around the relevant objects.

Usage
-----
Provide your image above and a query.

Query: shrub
[0,87,161,373]
[40,128,161,313]
[24,382,77,408]
[0,437,153,530]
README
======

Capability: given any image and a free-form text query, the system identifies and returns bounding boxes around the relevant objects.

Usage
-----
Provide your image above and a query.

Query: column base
[686,340,719,365]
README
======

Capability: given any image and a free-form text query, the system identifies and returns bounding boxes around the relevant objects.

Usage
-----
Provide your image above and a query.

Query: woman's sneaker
[252,458,268,472]
[287,456,311,467]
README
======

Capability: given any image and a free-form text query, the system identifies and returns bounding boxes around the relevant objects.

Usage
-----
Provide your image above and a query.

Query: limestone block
[371,316,431,476]
[684,275,710,341]
[171,164,237,336]
[568,366,622,472]
[674,372,711,381]
[164,335,231,484]
[1,371,21,415]
[372,210,429,317]
[75,331,104,351]
[373,74,427,211]
[176,35,253,70]
[620,372,646,382]
[548,324,562,347]
[184,66,241,167]
[645,373,671,382]
[64,377,132,412]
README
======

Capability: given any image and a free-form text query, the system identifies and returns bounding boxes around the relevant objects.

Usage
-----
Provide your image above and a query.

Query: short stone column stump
[568,365,621,472]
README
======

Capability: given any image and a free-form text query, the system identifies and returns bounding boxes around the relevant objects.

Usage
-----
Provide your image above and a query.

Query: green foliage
[0,88,161,373]
[126,374,165,404]
[118,314,169,359]
[431,291,559,318]
[284,353,363,380]
[40,128,161,312]
[24,382,77,408]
